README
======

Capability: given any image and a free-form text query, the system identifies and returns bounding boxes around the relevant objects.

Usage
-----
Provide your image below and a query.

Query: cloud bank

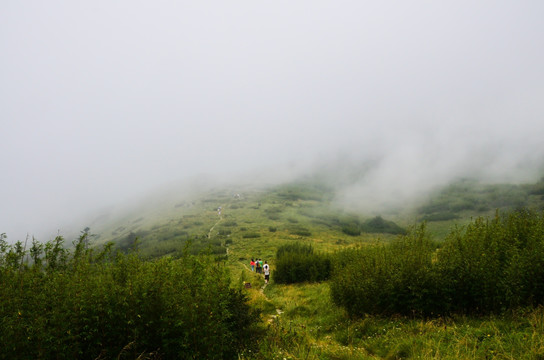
[1,1,543,240]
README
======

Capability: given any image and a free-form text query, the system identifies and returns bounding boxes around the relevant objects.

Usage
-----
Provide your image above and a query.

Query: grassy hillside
[87,176,544,358]
[94,180,409,259]
[4,176,544,359]
[93,176,544,256]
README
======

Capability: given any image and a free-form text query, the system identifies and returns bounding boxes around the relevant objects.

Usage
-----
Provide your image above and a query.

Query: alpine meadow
[3,176,544,359]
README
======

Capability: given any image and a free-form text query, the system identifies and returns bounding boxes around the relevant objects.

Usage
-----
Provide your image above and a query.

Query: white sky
[2,1,544,241]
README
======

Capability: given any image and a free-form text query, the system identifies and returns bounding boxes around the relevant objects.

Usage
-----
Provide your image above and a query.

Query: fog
[2,1,544,241]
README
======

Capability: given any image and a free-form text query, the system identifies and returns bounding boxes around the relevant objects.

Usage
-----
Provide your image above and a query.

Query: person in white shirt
[263,261,270,284]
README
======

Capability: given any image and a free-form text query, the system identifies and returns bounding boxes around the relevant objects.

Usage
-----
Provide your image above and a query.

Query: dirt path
[239,261,283,321]
[207,210,223,238]
[210,200,283,320]
[239,261,267,293]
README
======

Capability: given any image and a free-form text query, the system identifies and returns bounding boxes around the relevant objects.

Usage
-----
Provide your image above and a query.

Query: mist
[2,1,544,241]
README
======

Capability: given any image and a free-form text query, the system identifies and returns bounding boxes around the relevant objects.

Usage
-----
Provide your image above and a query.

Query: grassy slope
[92,177,544,359]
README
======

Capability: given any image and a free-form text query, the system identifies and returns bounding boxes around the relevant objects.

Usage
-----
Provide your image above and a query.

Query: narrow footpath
[207,206,224,239]
[206,203,283,321]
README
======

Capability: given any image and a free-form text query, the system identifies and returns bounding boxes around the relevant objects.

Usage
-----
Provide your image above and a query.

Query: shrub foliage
[0,233,259,359]
[331,210,544,317]
[273,243,331,284]
[331,223,438,317]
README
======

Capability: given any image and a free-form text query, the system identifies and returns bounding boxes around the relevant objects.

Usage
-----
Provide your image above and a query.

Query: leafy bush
[0,233,259,359]
[340,222,360,236]
[264,207,284,220]
[331,224,439,316]
[338,215,364,235]
[360,216,406,235]
[242,233,261,239]
[437,209,544,314]
[288,226,312,237]
[331,210,544,317]
[218,229,232,236]
[274,243,331,284]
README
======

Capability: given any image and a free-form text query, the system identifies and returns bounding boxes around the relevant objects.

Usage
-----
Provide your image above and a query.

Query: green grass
[241,282,544,359]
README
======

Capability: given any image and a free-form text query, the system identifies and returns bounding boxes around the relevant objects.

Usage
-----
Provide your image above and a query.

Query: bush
[331,209,544,317]
[242,233,261,239]
[218,229,232,236]
[339,216,361,236]
[264,207,283,220]
[0,233,259,359]
[360,216,406,235]
[288,226,312,237]
[331,223,439,317]
[274,243,331,284]
[341,222,360,236]
[437,209,544,314]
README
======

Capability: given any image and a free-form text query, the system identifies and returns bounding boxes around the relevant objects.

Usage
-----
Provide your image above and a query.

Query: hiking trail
[239,261,283,322]
[208,201,283,321]
[207,212,223,239]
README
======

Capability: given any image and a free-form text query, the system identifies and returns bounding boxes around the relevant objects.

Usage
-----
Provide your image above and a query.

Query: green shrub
[274,243,331,284]
[437,209,544,314]
[0,234,259,359]
[264,207,283,220]
[341,222,360,236]
[218,229,232,236]
[242,233,261,239]
[331,210,544,317]
[360,216,406,235]
[331,223,439,317]
[288,226,312,237]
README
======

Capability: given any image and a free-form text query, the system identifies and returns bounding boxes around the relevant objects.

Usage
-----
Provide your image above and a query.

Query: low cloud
[1,1,543,241]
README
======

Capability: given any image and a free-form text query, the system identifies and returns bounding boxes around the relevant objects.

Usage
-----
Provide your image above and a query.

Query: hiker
[255,259,261,274]
[263,261,270,284]
[259,259,263,272]
[250,258,255,271]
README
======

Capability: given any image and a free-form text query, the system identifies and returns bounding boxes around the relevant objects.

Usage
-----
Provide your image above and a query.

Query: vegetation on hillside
[273,243,331,284]
[418,178,541,222]
[331,209,544,317]
[4,176,544,358]
[0,233,258,359]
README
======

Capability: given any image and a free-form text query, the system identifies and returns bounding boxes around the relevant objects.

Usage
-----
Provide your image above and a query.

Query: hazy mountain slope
[88,176,544,257]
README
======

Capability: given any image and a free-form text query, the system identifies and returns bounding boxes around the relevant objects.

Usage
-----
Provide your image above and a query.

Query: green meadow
[2,177,544,359]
